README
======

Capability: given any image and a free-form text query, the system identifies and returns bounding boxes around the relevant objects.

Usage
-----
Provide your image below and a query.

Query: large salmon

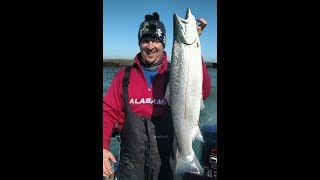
[165,8,205,179]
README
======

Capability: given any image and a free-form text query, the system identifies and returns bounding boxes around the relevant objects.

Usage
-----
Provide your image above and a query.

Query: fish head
[173,8,198,45]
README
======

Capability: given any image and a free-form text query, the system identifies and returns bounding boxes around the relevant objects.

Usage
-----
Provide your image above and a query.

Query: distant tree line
[103,59,216,68]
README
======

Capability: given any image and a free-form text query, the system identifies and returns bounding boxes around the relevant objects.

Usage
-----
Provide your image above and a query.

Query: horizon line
[103,58,217,63]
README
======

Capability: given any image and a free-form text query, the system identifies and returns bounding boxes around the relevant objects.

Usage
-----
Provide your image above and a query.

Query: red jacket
[103,51,211,149]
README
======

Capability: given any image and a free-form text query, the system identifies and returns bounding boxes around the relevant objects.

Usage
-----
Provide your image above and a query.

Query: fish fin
[174,151,203,179]
[164,83,170,105]
[200,95,205,110]
[194,125,204,142]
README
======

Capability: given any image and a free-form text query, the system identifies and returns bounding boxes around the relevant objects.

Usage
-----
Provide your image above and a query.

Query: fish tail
[174,151,203,179]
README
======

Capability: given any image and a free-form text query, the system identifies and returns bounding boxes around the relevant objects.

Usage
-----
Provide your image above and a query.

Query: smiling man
[103,12,211,180]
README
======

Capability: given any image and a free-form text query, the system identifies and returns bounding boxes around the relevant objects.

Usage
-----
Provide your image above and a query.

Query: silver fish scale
[168,8,204,178]
[170,40,202,157]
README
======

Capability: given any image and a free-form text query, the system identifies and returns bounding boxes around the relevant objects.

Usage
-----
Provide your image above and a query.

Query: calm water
[103,66,217,165]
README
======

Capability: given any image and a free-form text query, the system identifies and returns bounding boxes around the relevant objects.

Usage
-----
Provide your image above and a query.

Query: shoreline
[103,59,217,68]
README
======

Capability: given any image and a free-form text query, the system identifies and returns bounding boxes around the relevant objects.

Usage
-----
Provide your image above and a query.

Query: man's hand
[103,149,116,177]
[197,18,208,36]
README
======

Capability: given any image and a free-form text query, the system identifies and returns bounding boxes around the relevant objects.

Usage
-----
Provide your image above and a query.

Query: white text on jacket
[129,98,167,105]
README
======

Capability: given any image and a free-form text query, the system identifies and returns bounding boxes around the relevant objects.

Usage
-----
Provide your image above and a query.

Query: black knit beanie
[138,12,166,48]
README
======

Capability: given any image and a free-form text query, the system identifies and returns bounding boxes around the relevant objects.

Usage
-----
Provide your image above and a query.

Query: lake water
[103,66,217,165]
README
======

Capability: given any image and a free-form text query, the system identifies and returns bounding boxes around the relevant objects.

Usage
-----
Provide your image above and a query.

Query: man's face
[139,37,164,65]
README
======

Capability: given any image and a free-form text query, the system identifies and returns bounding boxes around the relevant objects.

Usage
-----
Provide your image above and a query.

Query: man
[103,12,211,180]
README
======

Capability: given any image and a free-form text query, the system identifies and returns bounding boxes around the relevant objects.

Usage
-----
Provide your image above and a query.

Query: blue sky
[103,0,217,63]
